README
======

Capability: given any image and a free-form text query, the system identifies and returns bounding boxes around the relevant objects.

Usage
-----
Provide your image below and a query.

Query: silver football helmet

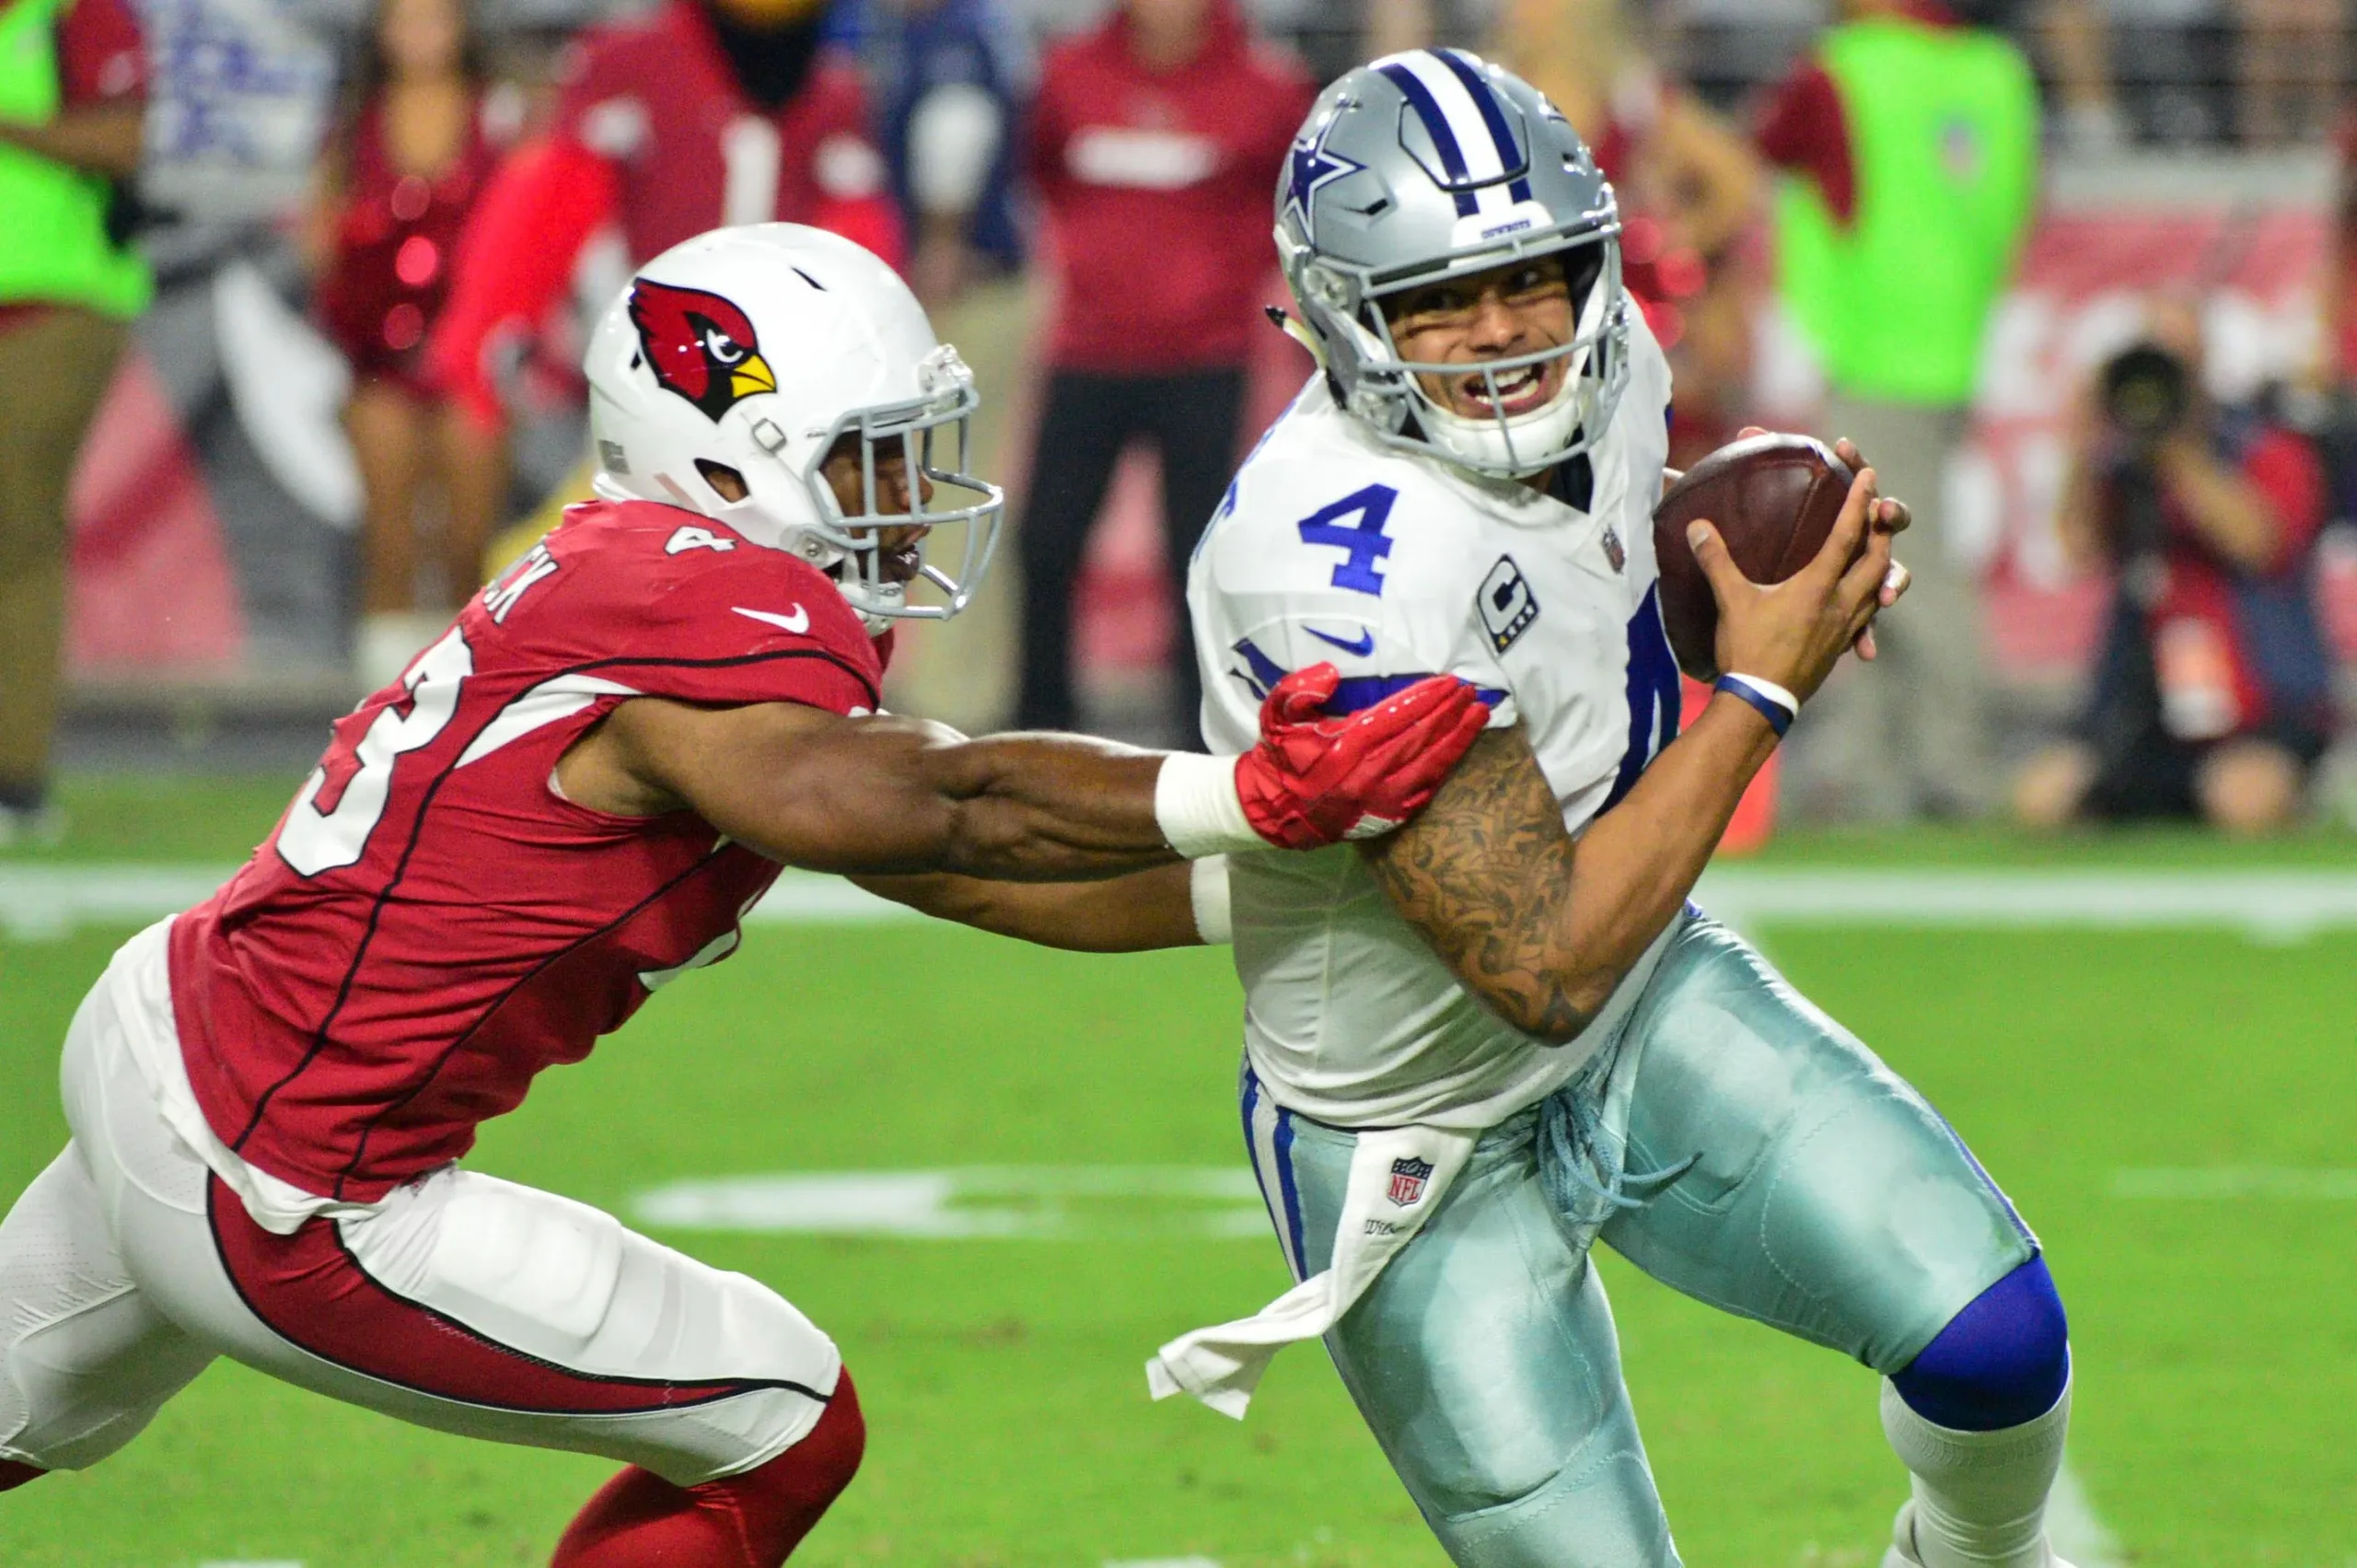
[1273,50,1629,479]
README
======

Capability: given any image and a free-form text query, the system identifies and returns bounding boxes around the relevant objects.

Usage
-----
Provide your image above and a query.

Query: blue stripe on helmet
[1432,50,1535,203]
[1377,61,1480,217]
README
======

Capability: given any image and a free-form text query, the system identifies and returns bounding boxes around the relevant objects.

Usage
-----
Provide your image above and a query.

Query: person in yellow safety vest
[0,0,151,846]
[1758,0,2038,822]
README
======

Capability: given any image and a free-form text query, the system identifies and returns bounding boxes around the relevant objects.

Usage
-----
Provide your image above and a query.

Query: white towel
[1145,1121,1477,1419]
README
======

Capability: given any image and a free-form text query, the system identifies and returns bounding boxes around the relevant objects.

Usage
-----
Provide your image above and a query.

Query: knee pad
[1891,1255,2069,1432]
[0,1458,43,1493]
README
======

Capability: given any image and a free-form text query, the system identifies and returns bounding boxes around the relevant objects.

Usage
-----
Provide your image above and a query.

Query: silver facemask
[757,344,1004,625]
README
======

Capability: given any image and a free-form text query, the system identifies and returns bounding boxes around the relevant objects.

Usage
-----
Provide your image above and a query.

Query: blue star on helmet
[1283,113,1366,246]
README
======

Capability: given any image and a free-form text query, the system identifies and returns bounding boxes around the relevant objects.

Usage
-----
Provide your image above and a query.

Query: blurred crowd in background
[8,0,2357,848]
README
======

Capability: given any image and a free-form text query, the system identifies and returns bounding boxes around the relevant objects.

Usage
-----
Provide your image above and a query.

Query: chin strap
[1265,306,1329,369]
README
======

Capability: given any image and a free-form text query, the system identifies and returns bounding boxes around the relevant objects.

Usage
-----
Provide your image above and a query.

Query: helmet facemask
[1310,231,1631,482]
[684,346,1004,635]
[1381,241,1629,478]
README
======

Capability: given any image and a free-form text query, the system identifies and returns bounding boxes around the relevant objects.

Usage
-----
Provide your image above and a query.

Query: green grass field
[2,776,2353,1567]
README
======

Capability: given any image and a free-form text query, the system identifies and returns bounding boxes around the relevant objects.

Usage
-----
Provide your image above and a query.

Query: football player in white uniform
[1155,52,2076,1568]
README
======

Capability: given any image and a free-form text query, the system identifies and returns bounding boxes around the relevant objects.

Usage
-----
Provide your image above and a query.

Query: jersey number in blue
[1297,484,1398,597]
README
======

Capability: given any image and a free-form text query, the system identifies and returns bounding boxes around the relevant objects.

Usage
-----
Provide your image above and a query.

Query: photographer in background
[2015,299,2336,835]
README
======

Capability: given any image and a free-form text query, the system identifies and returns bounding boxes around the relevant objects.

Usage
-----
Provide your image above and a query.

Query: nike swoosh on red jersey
[734,605,810,635]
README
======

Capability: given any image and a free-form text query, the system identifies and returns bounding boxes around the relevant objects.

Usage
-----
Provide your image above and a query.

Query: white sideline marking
[634,1167,1266,1240]
[1691,865,2357,943]
[0,865,238,939]
[11,864,2357,941]
[1104,1559,1220,1568]
[2111,1167,2357,1199]
[2048,1459,2125,1568]
[195,1560,303,1567]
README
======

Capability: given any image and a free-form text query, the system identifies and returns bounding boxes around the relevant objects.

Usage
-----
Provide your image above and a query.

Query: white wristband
[1190,854,1233,945]
[1154,753,1263,858]
[1719,673,1800,721]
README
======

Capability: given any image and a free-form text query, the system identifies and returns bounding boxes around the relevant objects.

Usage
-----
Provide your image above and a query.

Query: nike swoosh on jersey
[733,605,810,635]
[1304,624,1376,657]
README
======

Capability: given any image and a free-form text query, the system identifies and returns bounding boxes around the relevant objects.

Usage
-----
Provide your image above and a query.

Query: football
[1651,433,1857,681]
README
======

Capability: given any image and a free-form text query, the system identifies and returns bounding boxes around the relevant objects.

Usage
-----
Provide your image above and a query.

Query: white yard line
[12,863,2357,941]
[2111,1167,2357,1198]
[2048,1459,2126,1568]
[1691,865,2357,943]
[1103,1559,1221,1568]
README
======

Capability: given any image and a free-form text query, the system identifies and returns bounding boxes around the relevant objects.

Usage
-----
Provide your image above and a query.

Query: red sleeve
[2240,427,2327,573]
[56,0,146,107]
[424,136,621,433]
[1754,60,1852,225]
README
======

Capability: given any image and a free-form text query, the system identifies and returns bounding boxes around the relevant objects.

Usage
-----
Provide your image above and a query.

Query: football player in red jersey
[0,226,1488,1568]
[426,0,902,433]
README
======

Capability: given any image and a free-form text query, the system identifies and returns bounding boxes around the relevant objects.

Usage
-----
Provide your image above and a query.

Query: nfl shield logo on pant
[1387,1156,1434,1207]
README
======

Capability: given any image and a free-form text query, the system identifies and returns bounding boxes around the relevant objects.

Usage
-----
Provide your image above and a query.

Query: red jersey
[552,1,898,263]
[168,501,883,1203]
[1028,1,1312,373]
[315,94,504,395]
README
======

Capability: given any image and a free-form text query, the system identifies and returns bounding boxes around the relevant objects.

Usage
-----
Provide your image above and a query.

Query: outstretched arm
[1363,467,1903,1041]
[564,666,1485,883]
[604,700,1174,879]
[849,862,1205,952]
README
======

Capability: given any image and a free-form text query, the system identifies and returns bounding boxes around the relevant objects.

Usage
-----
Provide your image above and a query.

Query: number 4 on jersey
[1298,484,1399,597]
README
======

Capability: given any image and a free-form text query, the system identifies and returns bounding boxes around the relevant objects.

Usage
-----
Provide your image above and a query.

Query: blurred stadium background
[5,0,2356,1562]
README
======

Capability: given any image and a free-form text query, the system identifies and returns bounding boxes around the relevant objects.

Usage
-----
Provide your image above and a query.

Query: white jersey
[1188,319,1680,1131]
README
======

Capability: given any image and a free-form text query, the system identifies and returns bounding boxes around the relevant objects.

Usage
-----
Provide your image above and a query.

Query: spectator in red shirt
[2017,298,2335,834]
[0,0,147,846]
[426,0,902,437]
[1016,0,1313,740]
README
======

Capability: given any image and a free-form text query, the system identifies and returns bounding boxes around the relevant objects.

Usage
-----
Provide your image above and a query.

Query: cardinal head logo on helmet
[627,279,778,421]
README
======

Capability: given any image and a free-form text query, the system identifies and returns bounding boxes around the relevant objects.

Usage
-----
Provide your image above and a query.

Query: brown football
[1651,433,1856,681]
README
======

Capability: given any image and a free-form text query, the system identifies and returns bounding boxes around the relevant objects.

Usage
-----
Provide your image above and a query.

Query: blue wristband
[1713,675,1795,738]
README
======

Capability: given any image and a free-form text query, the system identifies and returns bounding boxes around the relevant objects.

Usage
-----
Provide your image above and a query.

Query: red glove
[1237,664,1489,849]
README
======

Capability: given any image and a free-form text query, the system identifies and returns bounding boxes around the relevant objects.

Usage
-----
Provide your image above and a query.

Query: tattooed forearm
[1357,729,1619,1042]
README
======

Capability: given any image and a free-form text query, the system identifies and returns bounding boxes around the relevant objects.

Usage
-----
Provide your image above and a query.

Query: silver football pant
[1242,914,2037,1568]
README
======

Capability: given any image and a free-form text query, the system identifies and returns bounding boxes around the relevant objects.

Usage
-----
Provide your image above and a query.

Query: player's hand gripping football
[1237,664,1490,849]
[1828,435,1912,662]
[1684,447,1910,705]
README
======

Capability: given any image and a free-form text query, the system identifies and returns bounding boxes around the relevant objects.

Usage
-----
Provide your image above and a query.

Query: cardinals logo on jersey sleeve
[627,280,778,421]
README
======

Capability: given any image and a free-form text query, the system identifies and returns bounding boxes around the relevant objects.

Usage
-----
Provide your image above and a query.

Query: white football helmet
[585,223,1003,633]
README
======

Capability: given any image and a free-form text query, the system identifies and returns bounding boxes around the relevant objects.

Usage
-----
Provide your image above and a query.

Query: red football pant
[552,1371,865,1568]
[0,1459,43,1492]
